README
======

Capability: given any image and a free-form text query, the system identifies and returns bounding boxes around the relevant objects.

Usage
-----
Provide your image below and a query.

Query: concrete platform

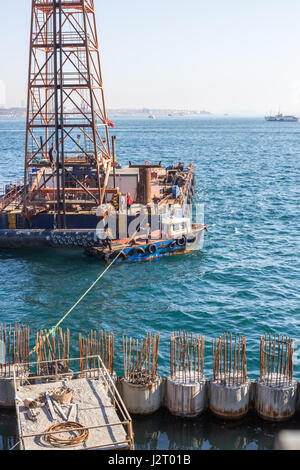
[16,378,131,450]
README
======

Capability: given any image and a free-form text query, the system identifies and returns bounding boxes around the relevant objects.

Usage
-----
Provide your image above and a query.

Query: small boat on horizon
[265,111,298,122]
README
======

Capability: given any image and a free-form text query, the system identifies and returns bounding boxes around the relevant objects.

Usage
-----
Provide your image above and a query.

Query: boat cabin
[161,216,191,239]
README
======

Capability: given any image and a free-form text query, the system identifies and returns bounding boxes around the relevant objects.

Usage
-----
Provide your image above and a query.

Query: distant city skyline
[1,1,300,115]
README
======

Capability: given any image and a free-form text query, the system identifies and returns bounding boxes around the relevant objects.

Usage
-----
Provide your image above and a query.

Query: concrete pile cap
[122,376,161,388]
[212,372,249,388]
[258,374,297,388]
[168,370,206,386]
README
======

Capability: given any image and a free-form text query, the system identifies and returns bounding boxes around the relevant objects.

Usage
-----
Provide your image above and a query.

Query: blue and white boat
[85,216,207,263]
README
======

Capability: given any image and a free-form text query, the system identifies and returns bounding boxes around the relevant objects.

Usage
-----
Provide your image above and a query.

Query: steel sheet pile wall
[166,332,207,417]
[121,333,162,414]
[210,333,251,419]
[256,335,297,421]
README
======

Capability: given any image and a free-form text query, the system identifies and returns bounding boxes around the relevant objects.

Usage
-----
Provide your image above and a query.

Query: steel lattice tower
[24,0,113,227]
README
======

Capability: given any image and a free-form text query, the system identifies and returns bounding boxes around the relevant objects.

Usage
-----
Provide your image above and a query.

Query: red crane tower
[23,0,114,228]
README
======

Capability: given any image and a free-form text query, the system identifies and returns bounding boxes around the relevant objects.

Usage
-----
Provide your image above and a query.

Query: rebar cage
[123,333,160,385]
[212,333,248,386]
[170,331,205,383]
[260,334,294,387]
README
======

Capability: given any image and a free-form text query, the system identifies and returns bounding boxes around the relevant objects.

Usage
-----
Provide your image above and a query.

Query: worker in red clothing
[126,192,133,210]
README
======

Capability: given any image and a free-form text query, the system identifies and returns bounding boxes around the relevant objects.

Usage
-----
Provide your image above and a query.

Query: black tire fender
[147,244,157,255]
[177,236,186,247]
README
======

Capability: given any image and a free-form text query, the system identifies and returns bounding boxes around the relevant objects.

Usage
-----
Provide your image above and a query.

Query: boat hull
[85,228,205,263]
[265,116,298,122]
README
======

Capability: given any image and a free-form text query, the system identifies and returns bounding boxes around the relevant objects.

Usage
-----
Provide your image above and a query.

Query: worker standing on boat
[153,194,161,204]
[112,187,120,211]
[104,227,113,252]
[96,204,109,220]
[146,223,151,243]
[126,192,133,213]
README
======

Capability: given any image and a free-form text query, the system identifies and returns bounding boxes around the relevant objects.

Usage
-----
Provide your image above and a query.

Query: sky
[1,0,300,115]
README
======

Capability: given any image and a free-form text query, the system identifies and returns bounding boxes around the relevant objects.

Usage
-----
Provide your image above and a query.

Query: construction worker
[49,144,54,164]
[96,204,109,220]
[153,193,161,204]
[126,192,133,209]
[112,187,120,211]
[103,227,113,252]
[145,223,151,243]
[49,143,57,165]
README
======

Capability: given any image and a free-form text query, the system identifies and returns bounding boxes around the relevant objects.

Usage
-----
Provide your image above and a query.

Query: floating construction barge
[0,162,196,248]
[0,1,199,256]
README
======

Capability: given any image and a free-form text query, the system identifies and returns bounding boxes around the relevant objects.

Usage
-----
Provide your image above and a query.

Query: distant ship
[265,112,298,122]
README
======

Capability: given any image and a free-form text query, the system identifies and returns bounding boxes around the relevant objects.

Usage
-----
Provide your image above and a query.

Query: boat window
[173,223,186,232]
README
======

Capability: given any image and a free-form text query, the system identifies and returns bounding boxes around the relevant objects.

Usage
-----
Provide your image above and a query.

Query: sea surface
[0,117,299,450]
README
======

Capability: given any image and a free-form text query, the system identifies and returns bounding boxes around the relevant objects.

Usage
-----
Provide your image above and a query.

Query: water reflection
[0,410,18,450]
[0,406,299,450]
[133,408,300,450]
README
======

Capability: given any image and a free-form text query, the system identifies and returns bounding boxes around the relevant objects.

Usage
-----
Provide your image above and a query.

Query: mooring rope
[29,216,148,357]
[29,247,126,356]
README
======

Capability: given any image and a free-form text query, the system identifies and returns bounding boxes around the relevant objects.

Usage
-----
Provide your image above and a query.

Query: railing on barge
[13,356,134,451]
[0,179,24,212]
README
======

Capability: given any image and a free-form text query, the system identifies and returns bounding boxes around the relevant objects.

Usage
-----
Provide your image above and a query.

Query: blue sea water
[0,117,299,450]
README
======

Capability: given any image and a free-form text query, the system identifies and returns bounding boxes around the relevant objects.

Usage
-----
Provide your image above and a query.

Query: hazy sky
[1,0,300,114]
